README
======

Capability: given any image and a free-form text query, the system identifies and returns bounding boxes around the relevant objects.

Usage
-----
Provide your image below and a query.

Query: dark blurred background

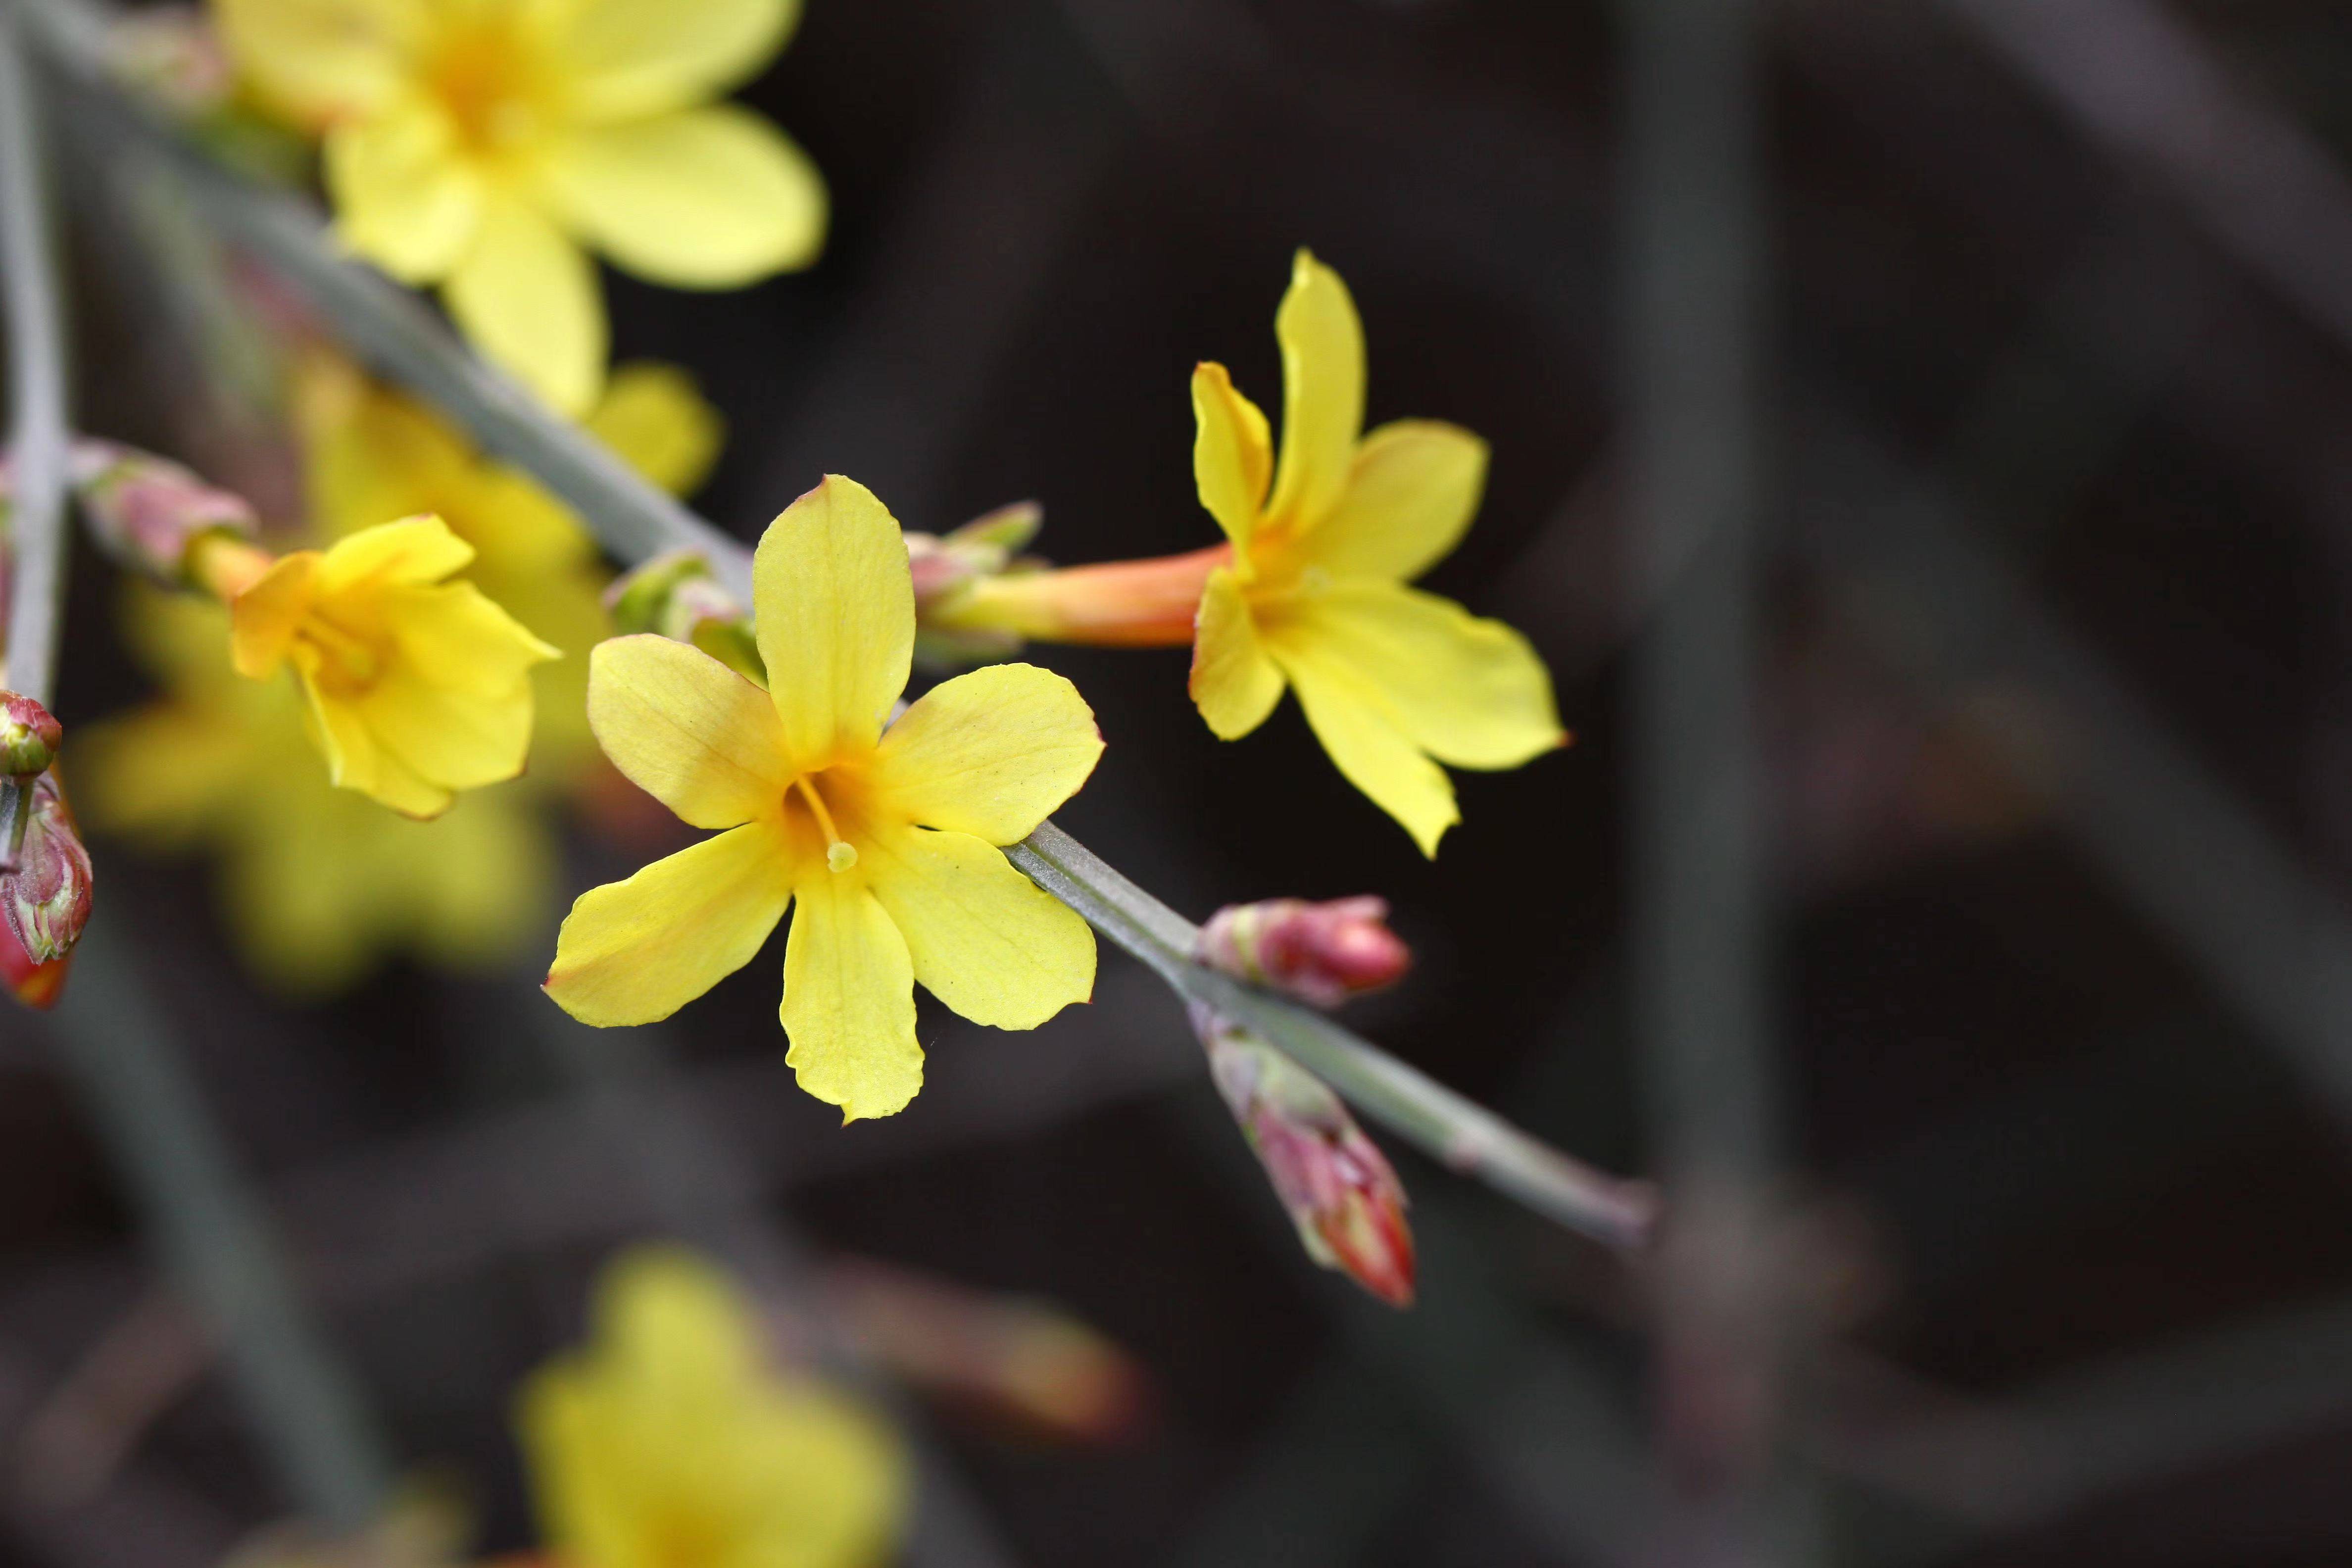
[14,0,2352,1563]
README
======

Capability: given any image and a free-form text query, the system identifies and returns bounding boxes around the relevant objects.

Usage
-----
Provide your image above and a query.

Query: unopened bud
[70,440,259,586]
[0,692,61,777]
[2,774,91,964]
[1198,896,1411,1009]
[1194,1005,1416,1307]
[908,502,1044,668]
[604,549,765,682]
[0,908,68,1009]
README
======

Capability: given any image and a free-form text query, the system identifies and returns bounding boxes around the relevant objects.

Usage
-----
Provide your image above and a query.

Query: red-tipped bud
[3,774,92,965]
[1198,896,1412,1009]
[1195,1006,1417,1307]
[69,440,259,586]
[0,692,61,777]
[603,549,765,682]
[0,911,69,1009]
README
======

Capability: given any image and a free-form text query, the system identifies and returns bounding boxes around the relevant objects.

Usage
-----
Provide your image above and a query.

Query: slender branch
[34,920,396,1531]
[19,3,1656,1253]
[0,0,72,706]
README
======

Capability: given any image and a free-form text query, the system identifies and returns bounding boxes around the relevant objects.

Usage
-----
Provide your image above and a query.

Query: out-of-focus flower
[938,251,1566,855]
[213,0,828,412]
[518,1247,906,1568]
[1198,894,1410,1008]
[70,439,263,586]
[2,772,94,965]
[200,516,559,819]
[1193,1004,1415,1307]
[297,355,723,780]
[544,476,1102,1122]
[79,588,554,995]
[824,1257,1151,1445]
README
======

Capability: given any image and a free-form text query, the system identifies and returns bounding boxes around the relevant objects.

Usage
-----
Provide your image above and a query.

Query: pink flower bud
[1197,896,1412,1009]
[1195,1006,1417,1307]
[2,774,92,964]
[69,440,259,586]
[0,692,61,777]
[0,910,68,1009]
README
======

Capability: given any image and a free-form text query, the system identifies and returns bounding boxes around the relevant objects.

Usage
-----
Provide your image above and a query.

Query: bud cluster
[907,501,1043,666]
[68,440,260,586]
[1191,895,1418,1306]
[603,549,764,682]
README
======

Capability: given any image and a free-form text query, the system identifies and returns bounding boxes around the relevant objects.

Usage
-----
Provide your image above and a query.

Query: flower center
[298,608,386,697]
[790,775,858,872]
[425,15,555,159]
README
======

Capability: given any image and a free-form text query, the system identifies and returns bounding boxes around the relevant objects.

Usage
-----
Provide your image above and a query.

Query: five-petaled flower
[934,251,1565,855]
[543,475,1103,1122]
[208,517,559,819]
[519,1246,907,1568]
[216,0,828,412]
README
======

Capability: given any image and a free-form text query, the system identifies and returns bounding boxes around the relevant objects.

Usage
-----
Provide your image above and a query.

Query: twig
[33,921,395,1531]
[0,0,70,711]
[20,6,1658,1255]
[1622,0,1810,1561]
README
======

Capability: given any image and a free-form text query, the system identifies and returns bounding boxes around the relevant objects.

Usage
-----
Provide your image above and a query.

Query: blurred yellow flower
[1187,250,1564,855]
[212,515,559,819]
[518,1247,906,1568]
[78,588,553,995]
[215,0,828,411]
[545,476,1101,1122]
[298,355,723,780]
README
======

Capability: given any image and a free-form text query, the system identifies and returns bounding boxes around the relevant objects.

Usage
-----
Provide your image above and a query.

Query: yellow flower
[518,1247,906,1568]
[545,475,1102,1122]
[298,354,723,779]
[215,0,828,412]
[214,516,560,819]
[79,587,553,995]
[1187,250,1565,855]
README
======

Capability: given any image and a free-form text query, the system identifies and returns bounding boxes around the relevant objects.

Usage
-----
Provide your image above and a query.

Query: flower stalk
[29,5,1661,1252]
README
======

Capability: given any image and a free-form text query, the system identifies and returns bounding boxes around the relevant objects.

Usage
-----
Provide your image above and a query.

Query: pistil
[793,776,858,871]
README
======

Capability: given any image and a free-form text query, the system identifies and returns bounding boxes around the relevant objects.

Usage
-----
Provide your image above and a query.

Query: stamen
[793,777,858,872]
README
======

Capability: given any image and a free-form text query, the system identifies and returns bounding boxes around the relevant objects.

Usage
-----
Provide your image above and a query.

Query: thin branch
[33,921,396,1531]
[21,6,1658,1255]
[0,0,71,706]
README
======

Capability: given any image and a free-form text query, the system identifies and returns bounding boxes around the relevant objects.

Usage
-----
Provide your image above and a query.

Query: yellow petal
[357,656,537,791]
[295,650,458,817]
[443,197,606,416]
[752,475,914,770]
[780,870,921,1121]
[324,100,483,284]
[1303,420,1489,583]
[546,821,795,1026]
[869,662,1102,844]
[383,580,561,694]
[302,371,470,537]
[586,634,791,829]
[1272,642,1457,857]
[1266,248,1366,531]
[1191,361,1272,550]
[540,107,827,287]
[862,824,1094,1029]
[587,363,725,495]
[213,0,414,127]
[316,514,476,593]
[229,551,322,678]
[1188,565,1284,739]
[1274,581,1564,770]
[550,0,799,121]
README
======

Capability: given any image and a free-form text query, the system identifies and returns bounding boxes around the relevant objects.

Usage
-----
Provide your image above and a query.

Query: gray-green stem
[22,2,1657,1254]
[0,0,71,705]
